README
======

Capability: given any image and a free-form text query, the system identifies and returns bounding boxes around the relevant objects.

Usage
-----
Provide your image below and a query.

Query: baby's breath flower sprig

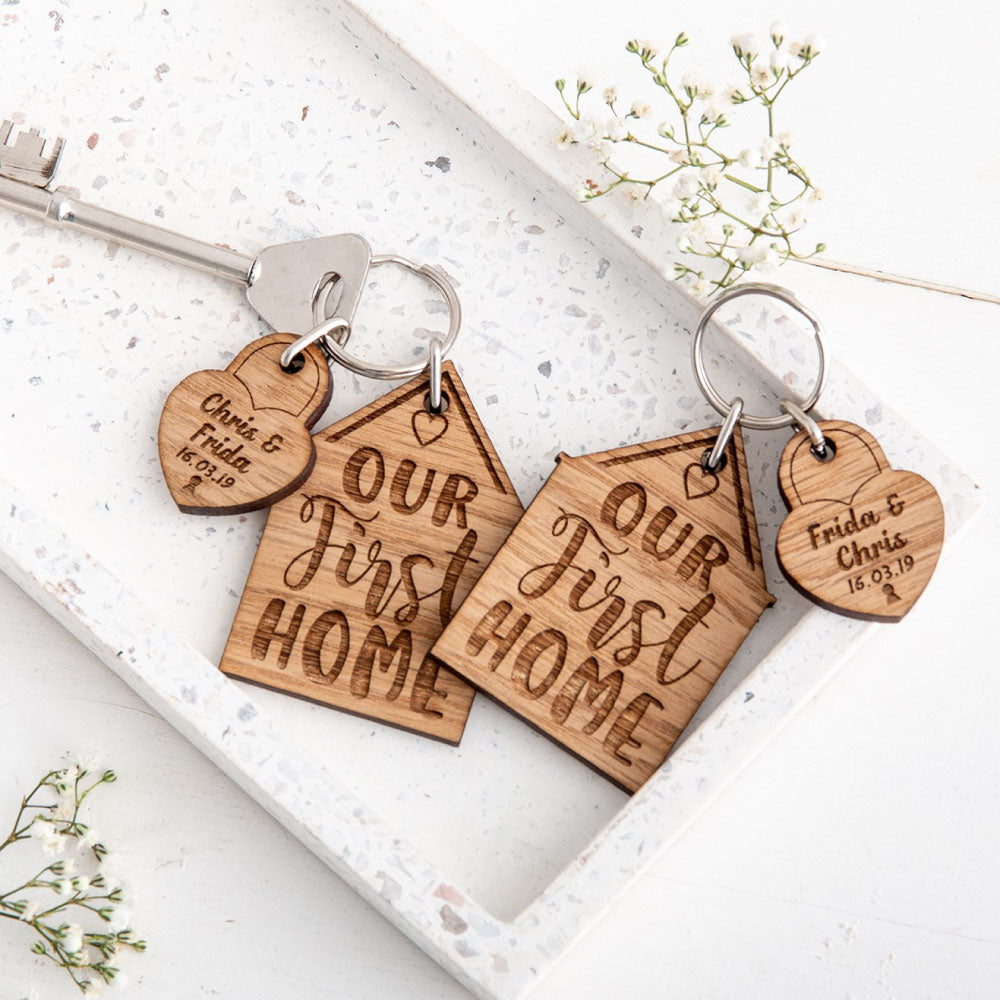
[555,23,827,297]
[1,756,145,995]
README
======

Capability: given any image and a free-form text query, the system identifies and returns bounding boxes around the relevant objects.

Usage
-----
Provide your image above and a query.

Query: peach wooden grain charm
[431,425,775,790]
[776,420,944,621]
[219,361,524,742]
[158,333,331,515]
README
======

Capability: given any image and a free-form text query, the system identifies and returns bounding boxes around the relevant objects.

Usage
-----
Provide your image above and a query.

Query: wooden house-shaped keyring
[432,425,775,792]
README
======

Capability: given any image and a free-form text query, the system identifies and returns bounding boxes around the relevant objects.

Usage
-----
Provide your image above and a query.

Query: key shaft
[0,176,253,284]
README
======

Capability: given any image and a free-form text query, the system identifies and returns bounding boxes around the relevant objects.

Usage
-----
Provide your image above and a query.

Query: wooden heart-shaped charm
[776,420,945,621]
[158,333,331,515]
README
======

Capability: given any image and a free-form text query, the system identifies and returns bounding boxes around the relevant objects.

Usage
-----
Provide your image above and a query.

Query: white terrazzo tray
[0,1,980,998]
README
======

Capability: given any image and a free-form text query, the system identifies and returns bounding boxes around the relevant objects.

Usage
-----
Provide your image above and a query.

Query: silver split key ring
[427,337,444,413]
[692,282,830,468]
[280,255,461,401]
[280,315,351,369]
[780,398,828,456]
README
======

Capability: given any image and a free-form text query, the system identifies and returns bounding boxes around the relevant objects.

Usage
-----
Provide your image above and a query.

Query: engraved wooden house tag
[776,420,944,621]
[431,425,775,791]
[158,333,332,515]
[220,361,524,742]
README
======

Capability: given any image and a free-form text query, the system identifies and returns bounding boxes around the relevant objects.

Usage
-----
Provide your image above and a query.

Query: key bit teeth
[0,119,65,188]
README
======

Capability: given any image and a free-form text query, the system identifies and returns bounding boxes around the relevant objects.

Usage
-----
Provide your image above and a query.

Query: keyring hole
[699,449,728,475]
[424,390,450,415]
[810,438,837,462]
[280,353,306,375]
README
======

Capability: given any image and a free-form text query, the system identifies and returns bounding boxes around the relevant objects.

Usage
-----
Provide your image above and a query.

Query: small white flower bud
[735,34,762,60]
[790,35,825,59]
[759,136,782,159]
[701,98,727,124]
[673,173,700,200]
[689,277,713,299]
[700,165,722,190]
[606,117,629,141]
[108,906,133,933]
[569,114,600,143]
[758,246,781,272]
[62,923,84,954]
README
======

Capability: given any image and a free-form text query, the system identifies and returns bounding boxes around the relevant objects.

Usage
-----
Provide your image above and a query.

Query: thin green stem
[766,103,774,192]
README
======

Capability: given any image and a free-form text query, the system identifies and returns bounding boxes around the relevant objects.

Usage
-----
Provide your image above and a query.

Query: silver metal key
[0,120,371,334]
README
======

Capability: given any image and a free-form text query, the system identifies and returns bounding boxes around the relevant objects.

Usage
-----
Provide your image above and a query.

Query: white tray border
[0,1,983,997]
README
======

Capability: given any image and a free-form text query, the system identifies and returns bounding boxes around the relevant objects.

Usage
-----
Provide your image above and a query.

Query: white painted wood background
[2,0,998,997]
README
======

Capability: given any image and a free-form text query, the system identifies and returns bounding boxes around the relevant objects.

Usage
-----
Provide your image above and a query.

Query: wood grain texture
[431,424,775,791]
[776,420,945,622]
[158,333,332,515]
[219,361,524,742]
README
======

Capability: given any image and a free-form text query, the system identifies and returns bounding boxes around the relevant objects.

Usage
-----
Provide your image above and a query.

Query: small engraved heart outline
[411,408,449,447]
[683,461,720,500]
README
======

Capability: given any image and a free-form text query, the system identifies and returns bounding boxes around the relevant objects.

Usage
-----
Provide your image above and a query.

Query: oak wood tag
[219,361,524,743]
[158,333,332,515]
[776,420,944,621]
[431,425,775,791]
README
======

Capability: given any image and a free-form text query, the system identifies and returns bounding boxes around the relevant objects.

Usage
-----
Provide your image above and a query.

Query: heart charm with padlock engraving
[158,333,331,515]
[776,420,945,621]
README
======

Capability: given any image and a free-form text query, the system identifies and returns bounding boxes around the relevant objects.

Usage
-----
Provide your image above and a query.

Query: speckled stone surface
[0,2,980,999]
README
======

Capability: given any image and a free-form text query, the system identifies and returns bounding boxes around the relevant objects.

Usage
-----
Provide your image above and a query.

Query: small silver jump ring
[703,397,744,472]
[428,337,444,412]
[691,282,829,431]
[280,316,351,370]
[781,399,827,453]
[321,256,461,380]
